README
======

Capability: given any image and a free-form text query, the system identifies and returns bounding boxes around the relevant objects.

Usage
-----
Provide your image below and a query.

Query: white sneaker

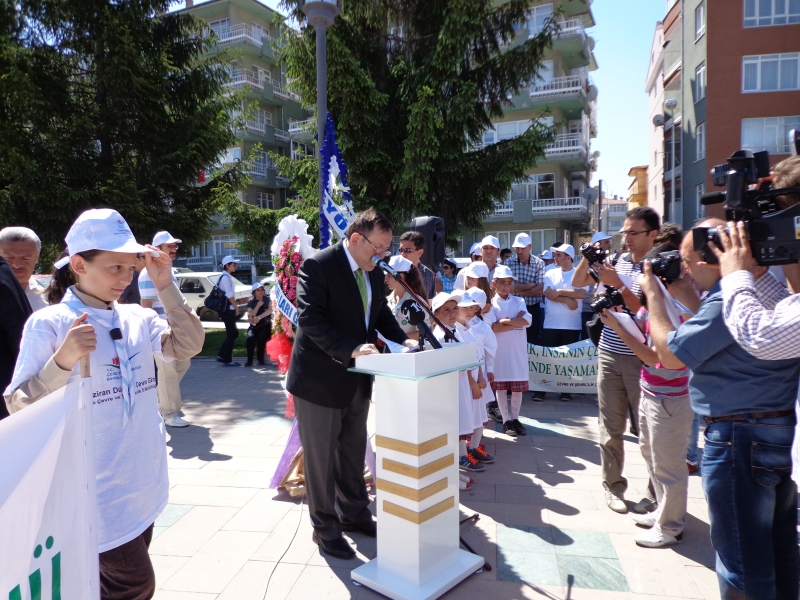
[635,527,682,548]
[164,416,190,427]
[459,472,474,484]
[604,488,627,514]
[632,512,657,528]
[459,479,472,490]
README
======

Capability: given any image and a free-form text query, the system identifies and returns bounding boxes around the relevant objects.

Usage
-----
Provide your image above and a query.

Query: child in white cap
[385,254,430,339]
[456,288,498,466]
[4,209,204,598]
[489,264,533,437]
[431,291,483,487]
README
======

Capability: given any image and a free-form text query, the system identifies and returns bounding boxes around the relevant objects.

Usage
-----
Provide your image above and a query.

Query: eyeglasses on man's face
[361,234,391,258]
[620,229,653,238]
[398,247,420,255]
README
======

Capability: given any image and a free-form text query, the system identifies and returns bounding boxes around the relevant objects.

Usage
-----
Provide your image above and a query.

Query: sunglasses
[398,247,420,254]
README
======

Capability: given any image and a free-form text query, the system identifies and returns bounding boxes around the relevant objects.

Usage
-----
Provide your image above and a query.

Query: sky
[173,0,667,200]
[589,0,666,199]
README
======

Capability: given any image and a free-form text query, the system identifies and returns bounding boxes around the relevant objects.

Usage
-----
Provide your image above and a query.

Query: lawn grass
[199,329,249,357]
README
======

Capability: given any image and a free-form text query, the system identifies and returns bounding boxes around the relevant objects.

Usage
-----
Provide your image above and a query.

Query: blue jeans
[702,414,799,600]
[686,412,701,463]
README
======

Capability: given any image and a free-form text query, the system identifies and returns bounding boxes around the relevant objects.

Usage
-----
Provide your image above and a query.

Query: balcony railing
[530,74,587,99]
[251,164,271,178]
[272,82,300,102]
[529,19,585,40]
[274,128,290,142]
[214,23,264,48]
[493,196,587,217]
[276,175,290,186]
[289,118,315,136]
[545,133,589,158]
[244,119,266,135]
[228,69,264,91]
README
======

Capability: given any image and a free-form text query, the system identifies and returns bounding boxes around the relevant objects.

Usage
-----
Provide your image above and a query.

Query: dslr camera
[580,242,608,265]
[591,286,625,314]
[646,250,682,283]
[694,130,800,265]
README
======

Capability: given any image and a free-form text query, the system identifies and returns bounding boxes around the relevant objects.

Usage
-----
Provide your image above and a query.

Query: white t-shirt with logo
[8,288,170,552]
[543,267,585,330]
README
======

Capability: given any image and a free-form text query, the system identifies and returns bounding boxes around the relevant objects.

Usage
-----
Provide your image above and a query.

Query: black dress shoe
[340,518,377,537]
[312,532,356,558]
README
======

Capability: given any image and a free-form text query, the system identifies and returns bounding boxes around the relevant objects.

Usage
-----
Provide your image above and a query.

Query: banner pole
[80,355,100,599]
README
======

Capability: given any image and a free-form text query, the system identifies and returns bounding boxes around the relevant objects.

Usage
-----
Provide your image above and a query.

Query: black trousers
[217,310,239,363]
[99,524,155,600]
[525,303,542,345]
[294,395,372,540]
[246,325,270,363]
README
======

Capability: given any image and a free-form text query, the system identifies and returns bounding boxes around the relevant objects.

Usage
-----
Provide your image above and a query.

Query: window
[696,122,706,160]
[208,19,230,37]
[695,62,706,101]
[744,0,800,26]
[222,147,241,164]
[482,120,537,146]
[696,183,706,218]
[695,3,706,39]
[179,278,205,294]
[743,54,800,92]
[742,116,800,154]
[609,219,622,230]
[527,4,553,36]
[256,192,274,209]
[291,140,313,160]
[530,60,554,91]
[508,173,555,203]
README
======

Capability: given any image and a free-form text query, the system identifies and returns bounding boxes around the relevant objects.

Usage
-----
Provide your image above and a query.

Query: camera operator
[646,219,800,598]
[578,232,612,340]
[715,156,800,358]
[598,243,700,548]
[572,207,660,514]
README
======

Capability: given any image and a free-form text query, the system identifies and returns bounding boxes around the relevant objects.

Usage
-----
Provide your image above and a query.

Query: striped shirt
[138,269,178,320]
[639,308,689,399]
[597,254,642,356]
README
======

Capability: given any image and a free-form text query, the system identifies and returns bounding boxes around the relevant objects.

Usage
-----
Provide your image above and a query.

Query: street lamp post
[301,0,341,245]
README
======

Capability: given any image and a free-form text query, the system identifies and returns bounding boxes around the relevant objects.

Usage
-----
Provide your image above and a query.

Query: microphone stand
[372,256,457,344]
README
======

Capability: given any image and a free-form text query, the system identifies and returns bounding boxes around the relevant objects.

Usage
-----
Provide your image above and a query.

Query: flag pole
[80,356,100,598]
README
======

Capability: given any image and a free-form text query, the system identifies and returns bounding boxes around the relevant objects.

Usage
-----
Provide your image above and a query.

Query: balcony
[227,69,263,92]
[530,74,587,100]
[529,19,592,70]
[243,119,266,136]
[544,133,589,170]
[186,256,215,271]
[289,118,315,139]
[214,24,264,49]
[274,128,290,143]
[273,82,300,102]
[492,197,588,221]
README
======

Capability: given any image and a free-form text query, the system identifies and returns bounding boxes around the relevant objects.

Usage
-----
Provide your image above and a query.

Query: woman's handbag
[203,274,230,314]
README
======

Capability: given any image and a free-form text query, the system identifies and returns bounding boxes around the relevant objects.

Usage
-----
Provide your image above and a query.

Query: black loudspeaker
[411,216,445,272]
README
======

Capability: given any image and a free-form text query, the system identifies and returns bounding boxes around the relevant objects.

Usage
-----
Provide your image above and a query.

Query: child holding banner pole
[5,209,204,599]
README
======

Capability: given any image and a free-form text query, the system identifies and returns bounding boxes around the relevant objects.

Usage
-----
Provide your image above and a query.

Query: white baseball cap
[251,282,265,292]
[550,244,576,259]
[221,255,239,267]
[512,233,532,248]
[458,287,487,309]
[493,264,517,280]
[388,255,413,273]
[591,232,613,244]
[431,291,463,313]
[480,235,500,249]
[540,250,554,260]
[463,261,490,279]
[153,231,182,246]
[54,209,156,269]
[469,242,482,257]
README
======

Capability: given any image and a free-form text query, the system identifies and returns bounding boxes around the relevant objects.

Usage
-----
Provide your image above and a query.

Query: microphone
[371,255,398,277]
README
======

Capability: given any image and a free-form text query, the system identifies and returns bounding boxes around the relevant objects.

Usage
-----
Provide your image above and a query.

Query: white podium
[350,344,485,600]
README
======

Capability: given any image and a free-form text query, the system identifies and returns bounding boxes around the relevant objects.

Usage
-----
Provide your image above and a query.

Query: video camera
[646,250,682,283]
[591,286,625,314]
[580,242,608,265]
[694,129,800,265]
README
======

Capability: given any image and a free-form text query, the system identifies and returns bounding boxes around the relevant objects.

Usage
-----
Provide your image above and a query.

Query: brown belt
[704,409,795,425]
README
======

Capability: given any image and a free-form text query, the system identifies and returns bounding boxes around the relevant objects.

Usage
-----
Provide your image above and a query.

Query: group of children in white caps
[429,255,532,491]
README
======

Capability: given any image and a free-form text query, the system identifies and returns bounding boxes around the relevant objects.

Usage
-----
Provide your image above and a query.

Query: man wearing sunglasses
[399,231,435,299]
[573,206,660,514]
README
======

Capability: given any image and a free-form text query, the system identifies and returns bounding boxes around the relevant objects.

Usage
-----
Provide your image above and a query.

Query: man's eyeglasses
[620,230,653,237]
[398,247,419,255]
[362,234,391,258]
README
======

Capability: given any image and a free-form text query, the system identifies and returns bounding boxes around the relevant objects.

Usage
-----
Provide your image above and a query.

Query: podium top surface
[351,343,481,381]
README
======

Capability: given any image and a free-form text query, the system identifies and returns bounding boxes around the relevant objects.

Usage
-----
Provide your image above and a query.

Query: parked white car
[175,272,250,321]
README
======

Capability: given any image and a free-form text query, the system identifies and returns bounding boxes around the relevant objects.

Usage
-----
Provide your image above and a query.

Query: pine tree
[278,0,557,239]
[0,0,249,256]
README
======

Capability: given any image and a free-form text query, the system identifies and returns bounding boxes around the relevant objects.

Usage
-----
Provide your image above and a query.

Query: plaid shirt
[506,254,545,305]
[720,270,796,359]
[418,263,436,299]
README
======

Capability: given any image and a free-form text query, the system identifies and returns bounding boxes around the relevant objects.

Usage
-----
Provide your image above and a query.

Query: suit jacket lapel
[336,243,367,326]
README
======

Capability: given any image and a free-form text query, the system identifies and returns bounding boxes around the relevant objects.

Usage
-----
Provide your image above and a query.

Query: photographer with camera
[646,219,800,598]
[572,207,660,513]
[598,242,700,548]
[578,232,612,340]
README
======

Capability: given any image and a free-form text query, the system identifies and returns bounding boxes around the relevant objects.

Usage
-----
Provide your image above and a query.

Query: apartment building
[646,0,800,230]
[475,0,598,256]
[177,0,312,278]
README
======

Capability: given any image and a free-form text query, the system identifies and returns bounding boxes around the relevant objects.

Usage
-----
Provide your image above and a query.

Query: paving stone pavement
[152,357,719,600]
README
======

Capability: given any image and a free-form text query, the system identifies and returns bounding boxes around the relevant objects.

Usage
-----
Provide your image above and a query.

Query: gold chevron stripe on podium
[383,454,454,479]
[376,477,448,502]
[375,434,448,457]
[383,496,455,525]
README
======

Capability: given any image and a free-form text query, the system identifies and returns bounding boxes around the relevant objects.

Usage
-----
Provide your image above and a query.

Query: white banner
[527,340,599,393]
[322,188,349,241]
[272,283,299,327]
[0,379,99,599]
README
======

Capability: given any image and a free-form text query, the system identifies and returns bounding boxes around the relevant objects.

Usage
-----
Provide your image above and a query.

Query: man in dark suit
[0,255,33,419]
[287,208,412,558]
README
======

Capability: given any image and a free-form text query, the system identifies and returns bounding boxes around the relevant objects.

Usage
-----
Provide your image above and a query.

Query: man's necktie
[355,268,368,316]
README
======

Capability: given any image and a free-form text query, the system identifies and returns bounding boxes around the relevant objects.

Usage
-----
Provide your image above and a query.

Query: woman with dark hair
[245,282,272,367]
[435,258,458,293]
[385,255,429,340]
